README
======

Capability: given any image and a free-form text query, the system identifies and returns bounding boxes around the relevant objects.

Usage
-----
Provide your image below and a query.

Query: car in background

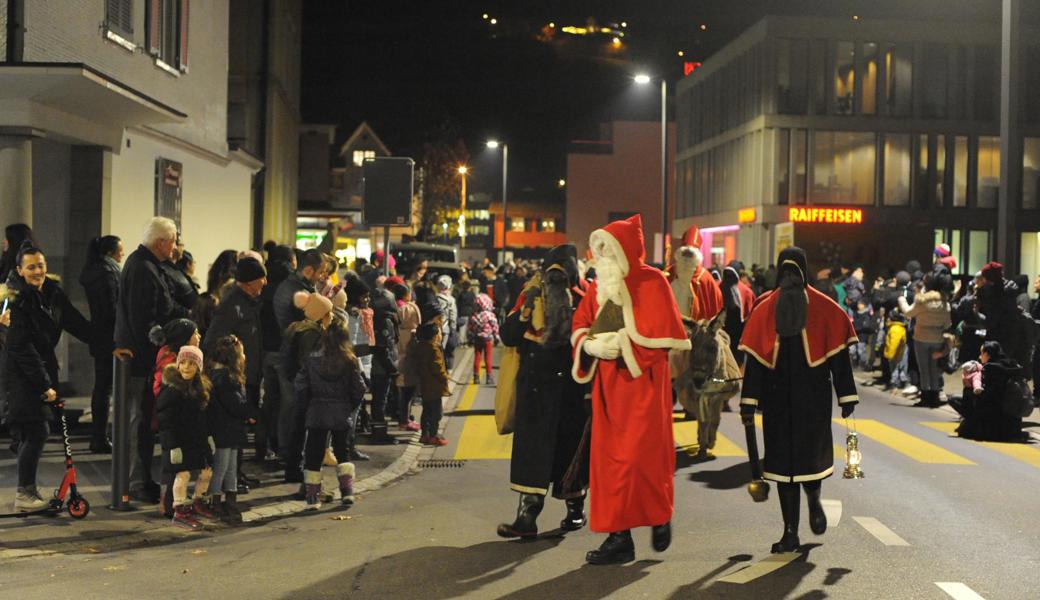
[389,242,463,282]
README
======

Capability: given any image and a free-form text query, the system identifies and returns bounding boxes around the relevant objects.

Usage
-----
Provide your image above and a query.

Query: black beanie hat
[345,278,371,306]
[235,257,267,283]
[148,318,198,349]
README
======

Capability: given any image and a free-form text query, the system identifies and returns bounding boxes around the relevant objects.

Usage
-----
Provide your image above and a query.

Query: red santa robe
[667,225,724,322]
[571,215,691,533]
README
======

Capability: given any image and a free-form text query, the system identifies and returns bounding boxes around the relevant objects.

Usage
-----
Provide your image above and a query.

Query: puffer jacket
[884,320,907,362]
[206,367,251,448]
[156,364,211,473]
[467,294,499,343]
[79,256,120,356]
[898,291,951,344]
[294,350,367,431]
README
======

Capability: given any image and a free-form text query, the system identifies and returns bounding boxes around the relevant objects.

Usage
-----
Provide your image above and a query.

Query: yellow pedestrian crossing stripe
[920,422,1040,469]
[834,419,975,465]
[453,384,512,460]
[673,420,746,457]
[455,382,480,411]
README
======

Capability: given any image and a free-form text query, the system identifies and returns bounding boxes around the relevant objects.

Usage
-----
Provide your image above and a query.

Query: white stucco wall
[107,130,254,278]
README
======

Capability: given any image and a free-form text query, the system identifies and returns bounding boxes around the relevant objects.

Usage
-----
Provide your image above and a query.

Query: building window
[1024,138,1040,209]
[973,46,999,122]
[920,44,948,119]
[811,131,876,205]
[792,129,808,204]
[352,150,375,167]
[884,43,913,117]
[809,40,828,115]
[776,129,790,205]
[147,0,189,71]
[967,230,991,274]
[915,134,929,207]
[935,135,946,207]
[106,0,134,40]
[538,219,556,232]
[861,42,879,115]
[834,42,856,115]
[883,134,911,206]
[777,39,808,115]
[509,217,526,232]
[953,136,968,207]
[977,136,1001,209]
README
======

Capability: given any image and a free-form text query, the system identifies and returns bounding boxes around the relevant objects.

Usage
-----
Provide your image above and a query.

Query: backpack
[1002,376,1035,418]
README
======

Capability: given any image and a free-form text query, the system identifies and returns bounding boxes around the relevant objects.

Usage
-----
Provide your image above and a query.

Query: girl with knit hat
[148,318,200,516]
[156,346,215,530]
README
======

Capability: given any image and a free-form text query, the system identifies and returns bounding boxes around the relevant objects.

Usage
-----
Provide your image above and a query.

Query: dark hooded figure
[738,246,859,554]
[497,243,591,539]
[721,265,745,362]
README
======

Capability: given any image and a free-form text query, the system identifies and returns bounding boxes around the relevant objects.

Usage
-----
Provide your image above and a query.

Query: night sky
[301,0,1021,204]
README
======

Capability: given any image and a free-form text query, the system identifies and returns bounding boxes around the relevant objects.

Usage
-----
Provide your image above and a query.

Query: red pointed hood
[587,214,689,356]
[681,225,703,249]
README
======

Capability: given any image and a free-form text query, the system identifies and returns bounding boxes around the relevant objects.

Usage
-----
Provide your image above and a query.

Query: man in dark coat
[259,245,296,457]
[739,246,858,554]
[272,249,325,467]
[203,257,266,457]
[5,245,92,512]
[497,244,590,539]
[977,262,1032,368]
[114,217,189,503]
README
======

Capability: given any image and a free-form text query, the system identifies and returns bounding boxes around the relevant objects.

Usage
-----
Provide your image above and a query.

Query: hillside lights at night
[490,18,497,25]
[612,37,622,46]
[558,179,566,188]
[677,50,684,57]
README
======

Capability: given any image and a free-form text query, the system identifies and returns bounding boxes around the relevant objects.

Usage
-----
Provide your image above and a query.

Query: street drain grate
[417,459,467,469]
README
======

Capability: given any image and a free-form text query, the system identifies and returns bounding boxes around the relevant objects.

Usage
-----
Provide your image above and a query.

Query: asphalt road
[2,360,1039,600]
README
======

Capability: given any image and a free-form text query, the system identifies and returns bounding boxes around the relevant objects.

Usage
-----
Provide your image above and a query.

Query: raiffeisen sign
[788,207,864,224]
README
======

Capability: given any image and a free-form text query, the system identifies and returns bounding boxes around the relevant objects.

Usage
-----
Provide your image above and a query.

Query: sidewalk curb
[240,346,476,523]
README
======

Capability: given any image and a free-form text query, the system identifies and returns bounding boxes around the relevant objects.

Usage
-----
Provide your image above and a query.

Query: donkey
[676,311,742,458]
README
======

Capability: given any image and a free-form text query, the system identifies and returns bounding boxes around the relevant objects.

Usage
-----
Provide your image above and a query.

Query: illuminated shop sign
[788,207,863,224]
[738,208,757,223]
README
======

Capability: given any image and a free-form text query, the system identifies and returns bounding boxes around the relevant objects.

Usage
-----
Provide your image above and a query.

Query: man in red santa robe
[571,215,691,565]
[668,225,724,323]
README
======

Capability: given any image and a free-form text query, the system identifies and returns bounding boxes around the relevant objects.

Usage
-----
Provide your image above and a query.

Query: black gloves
[841,404,855,419]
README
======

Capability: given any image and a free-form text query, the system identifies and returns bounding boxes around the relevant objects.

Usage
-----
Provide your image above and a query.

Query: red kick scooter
[1,398,90,519]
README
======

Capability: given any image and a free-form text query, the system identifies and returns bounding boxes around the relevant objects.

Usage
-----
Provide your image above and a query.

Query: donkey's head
[687,311,725,392]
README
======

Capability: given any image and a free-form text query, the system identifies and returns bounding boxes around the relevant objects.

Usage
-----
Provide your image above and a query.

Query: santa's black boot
[560,496,587,531]
[586,530,635,565]
[803,480,827,535]
[771,482,801,553]
[497,493,544,539]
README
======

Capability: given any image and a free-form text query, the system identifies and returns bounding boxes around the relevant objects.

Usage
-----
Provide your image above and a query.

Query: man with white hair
[571,215,690,565]
[114,216,190,504]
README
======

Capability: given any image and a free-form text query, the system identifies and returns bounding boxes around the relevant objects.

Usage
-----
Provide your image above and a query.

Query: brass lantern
[843,426,865,479]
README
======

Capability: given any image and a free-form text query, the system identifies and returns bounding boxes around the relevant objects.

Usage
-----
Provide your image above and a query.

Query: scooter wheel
[67,497,90,519]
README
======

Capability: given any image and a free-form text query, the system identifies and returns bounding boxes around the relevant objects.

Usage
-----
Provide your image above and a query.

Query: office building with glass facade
[673,16,1040,276]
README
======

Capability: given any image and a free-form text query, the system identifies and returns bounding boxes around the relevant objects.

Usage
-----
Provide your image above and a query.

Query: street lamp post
[487,140,508,259]
[458,165,468,248]
[635,74,669,262]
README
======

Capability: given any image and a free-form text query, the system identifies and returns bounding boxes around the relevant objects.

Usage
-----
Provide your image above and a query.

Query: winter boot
[222,491,243,524]
[585,530,635,565]
[473,374,480,385]
[206,494,227,520]
[192,497,218,520]
[485,374,495,385]
[160,484,174,518]
[337,463,356,506]
[13,486,48,513]
[496,493,545,539]
[560,497,587,531]
[304,470,322,510]
[772,482,801,553]
[172,504,203,530]
[803,481,827,536]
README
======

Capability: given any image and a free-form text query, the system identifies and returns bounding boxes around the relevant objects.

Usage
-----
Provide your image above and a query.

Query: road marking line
[821,499,842,526]
[455,384,480,412]
[717,552,801,584]
[835,419,975,465]
[935,582,987,600]
[673,421,745,456]
[853,516,910,546]
[921,422,1040,469]
[453,414,512,460]
[753,415,861,459]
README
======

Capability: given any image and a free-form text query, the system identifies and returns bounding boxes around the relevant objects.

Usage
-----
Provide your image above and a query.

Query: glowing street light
[634,73,652,85]
[486,140,500,149]
[457,165,468,175]
[558,179,566,188]
[677,50,684,57]
[632,73,670,262]
[482,13,489,19]
[486,139,509,256]
[490,18,497,25]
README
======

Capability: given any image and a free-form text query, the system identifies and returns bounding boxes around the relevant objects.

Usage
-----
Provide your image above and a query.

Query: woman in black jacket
[5,243,92,513]
[294,319,367,509]
[79,235,123,453]
[954,341,1027,442]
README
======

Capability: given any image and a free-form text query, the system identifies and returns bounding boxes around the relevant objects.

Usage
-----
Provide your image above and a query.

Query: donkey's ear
[709,311,725,333]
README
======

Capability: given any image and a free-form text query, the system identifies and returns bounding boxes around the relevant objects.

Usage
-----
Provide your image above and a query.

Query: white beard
[595,256,624,306]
